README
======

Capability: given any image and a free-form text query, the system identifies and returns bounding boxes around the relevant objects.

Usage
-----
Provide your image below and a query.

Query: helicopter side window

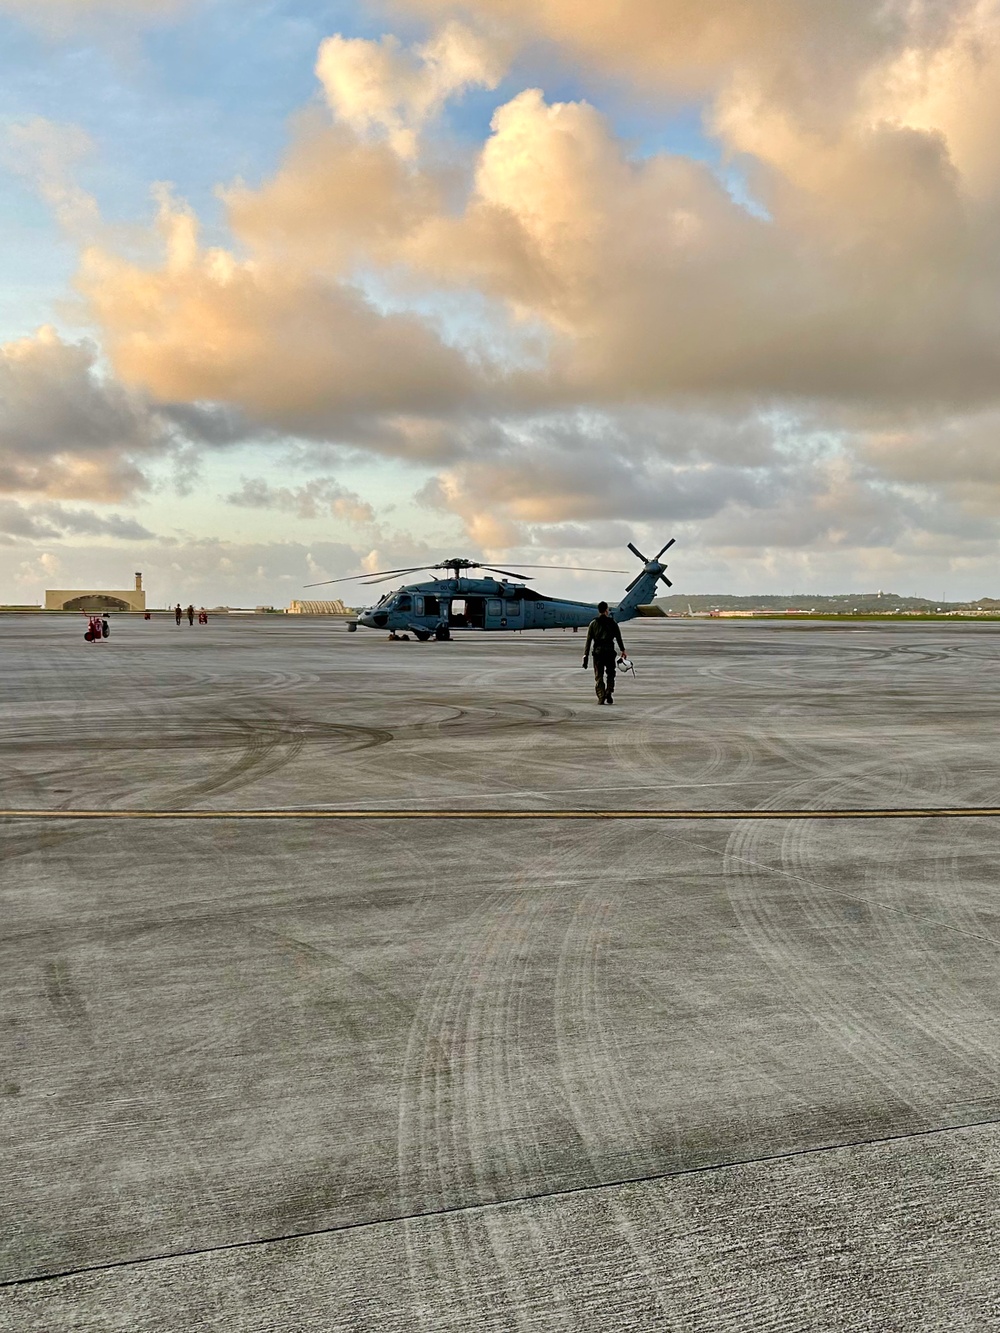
[487,599,503,617]
[397,594,412,613]
[414,596,424,615]
[505,599,521,617]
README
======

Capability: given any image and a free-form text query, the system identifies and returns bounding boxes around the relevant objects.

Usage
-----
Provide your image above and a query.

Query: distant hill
[654,592,991,613]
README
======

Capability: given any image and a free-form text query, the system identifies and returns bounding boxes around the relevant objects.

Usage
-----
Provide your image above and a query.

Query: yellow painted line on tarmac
[2,808,1000,821]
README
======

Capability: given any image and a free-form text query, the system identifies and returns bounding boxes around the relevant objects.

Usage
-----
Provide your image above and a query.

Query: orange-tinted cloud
[316,21,508,158]
[77,187,487,437]
[15,4,1000,577]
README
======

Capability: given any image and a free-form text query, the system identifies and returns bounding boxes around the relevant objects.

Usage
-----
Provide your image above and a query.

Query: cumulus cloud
[0,498,155,544]
[226,477,375,525]
[859,409,1000,516]
[400,84,1000,408]
[355,0,1000,405]
[396,0,962,98]
[77,186,487,438]
[413,409,805,551]
[0,327,171,499]
[223,114,443,271]
[63,4,1000,430]
[409,403,1000,570]
[17,1,1000,588]
[316,21,508,158]
[422,410,779,514]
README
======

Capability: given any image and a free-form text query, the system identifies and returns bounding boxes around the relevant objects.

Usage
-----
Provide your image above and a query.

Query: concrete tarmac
[3,614,1000,1329]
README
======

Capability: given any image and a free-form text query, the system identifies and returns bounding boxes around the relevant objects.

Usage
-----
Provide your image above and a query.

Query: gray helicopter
[306,540,675,640]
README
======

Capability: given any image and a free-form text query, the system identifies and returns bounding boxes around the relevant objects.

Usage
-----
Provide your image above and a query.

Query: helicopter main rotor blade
[655,539,676,560]
[359,570,433,586]
[627,543,649,564]
[355,564,435,579]
[480,565,537,580]
[305,552,634,590]
[303,564,433,588]
[491,564,628,574]
[303,574,380,588]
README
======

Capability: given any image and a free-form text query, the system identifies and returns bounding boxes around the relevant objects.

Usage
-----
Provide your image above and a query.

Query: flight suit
[584,614,625,703]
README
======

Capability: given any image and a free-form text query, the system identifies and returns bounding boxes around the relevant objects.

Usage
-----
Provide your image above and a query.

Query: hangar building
[287,599,350,615]
[45,573,147,613]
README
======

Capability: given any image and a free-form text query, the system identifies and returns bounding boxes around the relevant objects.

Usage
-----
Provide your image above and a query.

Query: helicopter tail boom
[614,539,674,621]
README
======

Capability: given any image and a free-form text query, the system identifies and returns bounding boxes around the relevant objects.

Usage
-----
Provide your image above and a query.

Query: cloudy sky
[3,0,1000,606]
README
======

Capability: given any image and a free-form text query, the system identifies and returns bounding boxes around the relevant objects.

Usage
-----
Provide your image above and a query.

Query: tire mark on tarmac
[554,872,678,1326]
[0,709,393,812]
[396,834,596,1327]
[723,820,936,1114]
[781,819,1000,1092]
[396,823,691,1327]
[718,739,1000,1123]
[0,699,570,813]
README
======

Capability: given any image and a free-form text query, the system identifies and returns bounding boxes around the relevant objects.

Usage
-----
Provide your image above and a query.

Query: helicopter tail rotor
[624,537,674,593]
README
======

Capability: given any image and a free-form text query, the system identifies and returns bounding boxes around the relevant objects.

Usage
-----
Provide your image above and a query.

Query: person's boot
[606,695,614,705]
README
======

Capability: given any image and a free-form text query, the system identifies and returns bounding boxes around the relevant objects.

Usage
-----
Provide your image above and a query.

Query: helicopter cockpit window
[397,594,412,613]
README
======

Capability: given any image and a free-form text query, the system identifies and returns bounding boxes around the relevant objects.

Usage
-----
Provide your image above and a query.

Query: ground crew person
[186,603,195,626]
[174,603,182,626]
[583,601,625,704]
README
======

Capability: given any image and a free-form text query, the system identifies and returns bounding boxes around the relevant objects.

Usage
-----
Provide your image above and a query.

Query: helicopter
[305,540,675,640]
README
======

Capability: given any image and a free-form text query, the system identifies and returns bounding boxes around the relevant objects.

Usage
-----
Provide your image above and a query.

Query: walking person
[175,603,182,626]
[186,604,195,626]
[583,601,625,705]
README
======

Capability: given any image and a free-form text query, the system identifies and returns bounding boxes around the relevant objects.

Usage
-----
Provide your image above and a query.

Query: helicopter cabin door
[486,596,523,630]
[448,597,486,629]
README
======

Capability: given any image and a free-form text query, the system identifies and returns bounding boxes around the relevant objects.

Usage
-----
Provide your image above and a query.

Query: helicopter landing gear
[434,625,451,641]
[414,629,431,642]
[347,622,358,632]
